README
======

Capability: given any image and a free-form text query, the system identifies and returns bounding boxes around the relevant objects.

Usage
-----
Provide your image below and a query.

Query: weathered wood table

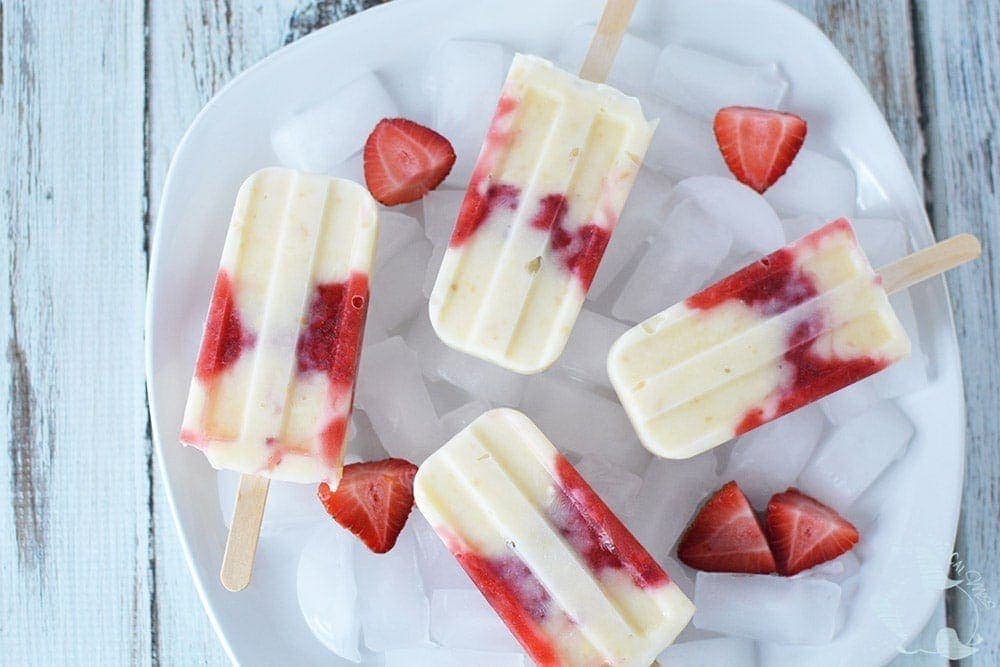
[1,1,996,664]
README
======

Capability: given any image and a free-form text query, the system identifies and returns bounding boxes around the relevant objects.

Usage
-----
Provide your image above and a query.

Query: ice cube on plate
[630,454,719,561]
[385,648,526,667]
[724,405,827,508]
[642,97,731,180]
[297,524,362,662]
[557,22,660,92]
[764,149,857,219]
[421,189,466,245]
[870,291,929,398]
[272,72,399,174]
[853,217,910,267]
[819,382,879,425]
[367,238,432,336]
[652,44,789,119]
[798,402,914,511]
[375,210,424,270]
[671,176,785,254]
[555,309,630,388]
[424,40,512,187]
[781,214,825,241]
[355,527,430,651]
[217,469,328,533]
[440,399,491,437]
[412,512,475,591]
[612,198,734,322]
[406,311,527,406]
[693,572,841,645]
[430,588,523,653]
[519,375,651,472]
[355,337,444,463]
[574,455,643,519]
[423,242,448,298]
[589,169,673,298]
[326,151,364,182]
[656,637,757,666]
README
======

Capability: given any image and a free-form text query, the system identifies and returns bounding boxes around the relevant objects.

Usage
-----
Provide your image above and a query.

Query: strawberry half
[766,488,859,576]
[318,458,419,553]
[363,118,456,206]
[677,481,776,574]
[714,106,807,193]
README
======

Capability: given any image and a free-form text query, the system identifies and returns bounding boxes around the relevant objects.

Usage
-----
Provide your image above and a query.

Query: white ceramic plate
[146,0,965,664]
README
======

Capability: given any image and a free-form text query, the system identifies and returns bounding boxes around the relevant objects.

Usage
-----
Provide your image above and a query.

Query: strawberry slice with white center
[766,488,859,576]
[677,481,777,574]
[714,106,807,193]
[318,458,419,553]
[363,118,456,206]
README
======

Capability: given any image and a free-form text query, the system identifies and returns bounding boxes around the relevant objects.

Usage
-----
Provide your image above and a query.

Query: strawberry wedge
[766,488,859,576]
[714,106,807,193]
[677,481,776,574]
[364,118,456,206]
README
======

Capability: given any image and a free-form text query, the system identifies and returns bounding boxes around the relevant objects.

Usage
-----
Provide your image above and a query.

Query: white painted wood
[912,2,1000,665]
[0,1,151,664]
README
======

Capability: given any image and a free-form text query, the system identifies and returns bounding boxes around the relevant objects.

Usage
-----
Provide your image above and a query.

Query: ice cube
[781,214,825,241]
[272,72,400,174]
[794,551,861,582]
[612,198,734,322]
[555,309,630,388]
[376,211,425,270]
[424,242,448,298]
[326,151,364,182]
[656,637,757,666]
[764,149,857,220]
[724,405,828,508]
[355,526,430,651]
[671,177,785,255]
[424,40,512,187]
[355,337,445,463]
[346,409,390,462]
[693,572,841,645]
[411,512,475,591]
[575,455,643,519]
[557,23,660,92]
[630,453,719,561]
[652,45,789,119]
[797,402,914,511]
[440,399,491,437]
[852,217,910,267]
[589,169,673,298]
[367,238,432,336]
[297,524,362,662]
[870,291,929,399]
[519,375,651,472]
[385,648,526,667]
[406,311,527,406]
[430,588,523,653]
[421,189,466,245]
[217,469,328,534]
[642,97,731,181]
[820,382,879,426]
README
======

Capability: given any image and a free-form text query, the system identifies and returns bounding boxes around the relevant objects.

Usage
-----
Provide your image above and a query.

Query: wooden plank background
[1,0,995,664]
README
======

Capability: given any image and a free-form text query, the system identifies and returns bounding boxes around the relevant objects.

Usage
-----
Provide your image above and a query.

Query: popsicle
[414,408,694,666]
[429,1,656,374]
[179,168,378,589]
[608,218,981,459]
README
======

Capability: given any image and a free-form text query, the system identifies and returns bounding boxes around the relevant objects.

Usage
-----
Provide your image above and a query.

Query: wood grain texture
[912,1,1000,665]
[0,1,151,664]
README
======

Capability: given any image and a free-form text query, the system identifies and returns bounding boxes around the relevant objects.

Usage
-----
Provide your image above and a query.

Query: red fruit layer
[552,455,669,589]
[295,271,369,388]
[195,270,254,381]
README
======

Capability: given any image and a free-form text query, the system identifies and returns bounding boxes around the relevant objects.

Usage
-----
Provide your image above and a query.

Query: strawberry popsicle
[180,168,378,485]
[609,218,911,459]
[429,54,656,373]
[414,408,694,666]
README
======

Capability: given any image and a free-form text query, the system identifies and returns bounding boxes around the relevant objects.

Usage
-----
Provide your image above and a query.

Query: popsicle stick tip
[579,0,640,83]
[878,232,982,295]
[220,474,270,592]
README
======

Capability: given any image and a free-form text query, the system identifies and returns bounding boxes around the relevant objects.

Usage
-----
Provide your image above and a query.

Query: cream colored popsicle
[415,408,694,666]
[429,54,656,374]
[609,218,910,460]
[180,168,378,485]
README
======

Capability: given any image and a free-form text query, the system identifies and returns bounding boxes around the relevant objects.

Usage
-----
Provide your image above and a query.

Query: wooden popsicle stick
[579,0,640,83]
[220,474,270,592]
[878,233,981,295]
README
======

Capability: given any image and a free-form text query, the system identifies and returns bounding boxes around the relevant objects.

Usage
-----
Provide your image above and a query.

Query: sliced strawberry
[363,118,456,206]
[766,488,859,576]
[318,458,419,553]
[677,481,776,574]
[714,106,807,193]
